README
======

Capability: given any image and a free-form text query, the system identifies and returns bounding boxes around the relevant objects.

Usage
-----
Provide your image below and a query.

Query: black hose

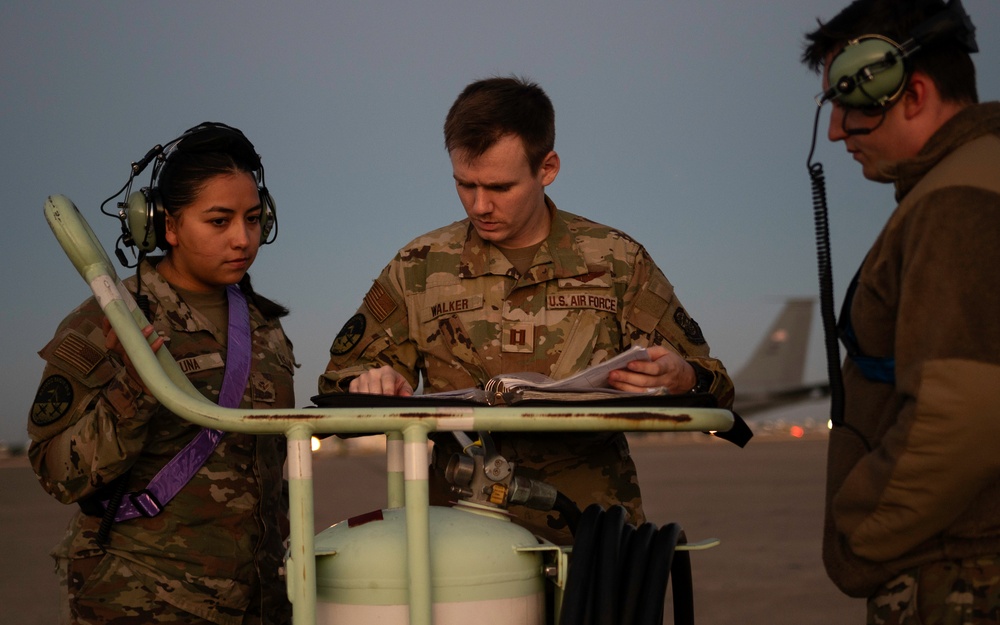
[671,544,695,624]
[559,504,694,625]
[635,523,682,625]
[594,505,625,625]
[617,522,654,623]
[559,504,602,625]
[553,491,584,536]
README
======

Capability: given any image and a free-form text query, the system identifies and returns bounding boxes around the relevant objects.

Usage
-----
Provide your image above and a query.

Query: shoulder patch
[673,308,706,345]
[31,375,74,426]
[52,331,105,377]
[331,313,366,356]
[363,282,397,323]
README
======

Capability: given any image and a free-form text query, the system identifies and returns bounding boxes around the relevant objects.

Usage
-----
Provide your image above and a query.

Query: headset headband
[157,122,263,175]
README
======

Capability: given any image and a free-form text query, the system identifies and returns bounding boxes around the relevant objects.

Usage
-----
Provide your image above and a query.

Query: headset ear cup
[125,189,160,253]
[828,36,907,107]
[259,188,277,244]
[150,189,170,251]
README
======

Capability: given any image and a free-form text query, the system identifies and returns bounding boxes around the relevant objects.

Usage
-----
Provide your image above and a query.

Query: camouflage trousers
[56,554,279,625]
[868,555,1000,624]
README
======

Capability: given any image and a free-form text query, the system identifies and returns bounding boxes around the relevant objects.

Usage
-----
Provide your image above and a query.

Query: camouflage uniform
[320,198,733,544]
[28,258,296,625]
[867,556,1000,625]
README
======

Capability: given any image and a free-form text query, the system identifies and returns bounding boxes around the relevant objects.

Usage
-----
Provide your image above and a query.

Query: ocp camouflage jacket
[321,199,733,402]
[29,258,296,625]
[319,200,734,523]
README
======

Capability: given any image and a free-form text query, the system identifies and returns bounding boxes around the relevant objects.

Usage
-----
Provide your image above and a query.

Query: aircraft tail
[732,298,815,397]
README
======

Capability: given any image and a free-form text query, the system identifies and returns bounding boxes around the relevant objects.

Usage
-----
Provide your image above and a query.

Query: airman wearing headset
[28,123,296,625]
[802,1,1000,622]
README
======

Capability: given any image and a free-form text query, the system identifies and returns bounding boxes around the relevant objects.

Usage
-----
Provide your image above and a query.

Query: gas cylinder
[314,503,546,624]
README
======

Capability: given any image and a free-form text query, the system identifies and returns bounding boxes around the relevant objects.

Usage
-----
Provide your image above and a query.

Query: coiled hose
[558,504,694,625]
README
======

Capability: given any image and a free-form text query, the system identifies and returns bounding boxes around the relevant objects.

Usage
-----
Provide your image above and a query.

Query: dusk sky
[3,0,998,444]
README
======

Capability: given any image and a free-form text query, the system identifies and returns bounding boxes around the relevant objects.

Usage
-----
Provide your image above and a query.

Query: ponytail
[238,273,290,320]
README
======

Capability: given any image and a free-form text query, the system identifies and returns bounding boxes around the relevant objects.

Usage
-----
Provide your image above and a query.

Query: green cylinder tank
[314,504,545,624]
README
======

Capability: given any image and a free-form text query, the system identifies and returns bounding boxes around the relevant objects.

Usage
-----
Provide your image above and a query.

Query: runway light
[790,425,805,439]
[311,436,322,452]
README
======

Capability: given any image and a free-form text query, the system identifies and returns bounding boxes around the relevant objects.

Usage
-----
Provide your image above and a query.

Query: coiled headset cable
[807,105,872,452]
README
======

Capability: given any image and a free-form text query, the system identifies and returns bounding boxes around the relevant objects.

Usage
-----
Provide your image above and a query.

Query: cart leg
[286,426,317,625]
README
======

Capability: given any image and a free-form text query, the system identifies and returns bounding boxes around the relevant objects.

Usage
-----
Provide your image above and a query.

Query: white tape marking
[90,275,122,310]
[404,442,429,481]
[435,416,476,431]
[386,438,404,473]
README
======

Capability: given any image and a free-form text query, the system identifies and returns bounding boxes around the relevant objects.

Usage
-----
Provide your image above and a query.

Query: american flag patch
[364,282,397,323]
[53,332,104,376]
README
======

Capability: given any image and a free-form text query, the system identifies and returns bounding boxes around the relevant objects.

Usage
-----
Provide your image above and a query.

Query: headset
[817,0,978,109]
[104,122,277,264]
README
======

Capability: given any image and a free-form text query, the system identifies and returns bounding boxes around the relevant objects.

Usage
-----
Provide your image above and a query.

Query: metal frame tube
[286,427,317,625]
[403,424,433,625]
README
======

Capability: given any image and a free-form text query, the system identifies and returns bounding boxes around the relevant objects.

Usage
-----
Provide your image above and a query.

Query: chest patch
[502,321,535,353]
[251,372,276,403]
[177,353,225,374]
[546,292,618,314]
[428,294,484,320]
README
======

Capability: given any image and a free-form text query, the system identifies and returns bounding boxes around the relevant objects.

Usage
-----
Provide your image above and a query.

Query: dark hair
[157,126,262,217]
[157,125,289,319]
[801,0,978,105]
[443,76,555,173]
[237,273,288,320]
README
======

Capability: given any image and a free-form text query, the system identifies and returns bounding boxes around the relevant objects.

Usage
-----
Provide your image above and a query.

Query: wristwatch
[688,363,713,394]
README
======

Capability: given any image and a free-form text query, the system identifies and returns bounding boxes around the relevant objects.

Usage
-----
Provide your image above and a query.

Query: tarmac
[1,429,863,624]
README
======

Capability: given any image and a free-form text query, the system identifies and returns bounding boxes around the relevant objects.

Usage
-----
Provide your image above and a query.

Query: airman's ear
[900,70,934,120]
[539,150,560,186]
[164,213,180,248]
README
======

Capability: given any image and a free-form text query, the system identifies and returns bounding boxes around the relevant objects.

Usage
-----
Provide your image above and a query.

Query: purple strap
[112,285,252,521]
[216,285,253,408]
